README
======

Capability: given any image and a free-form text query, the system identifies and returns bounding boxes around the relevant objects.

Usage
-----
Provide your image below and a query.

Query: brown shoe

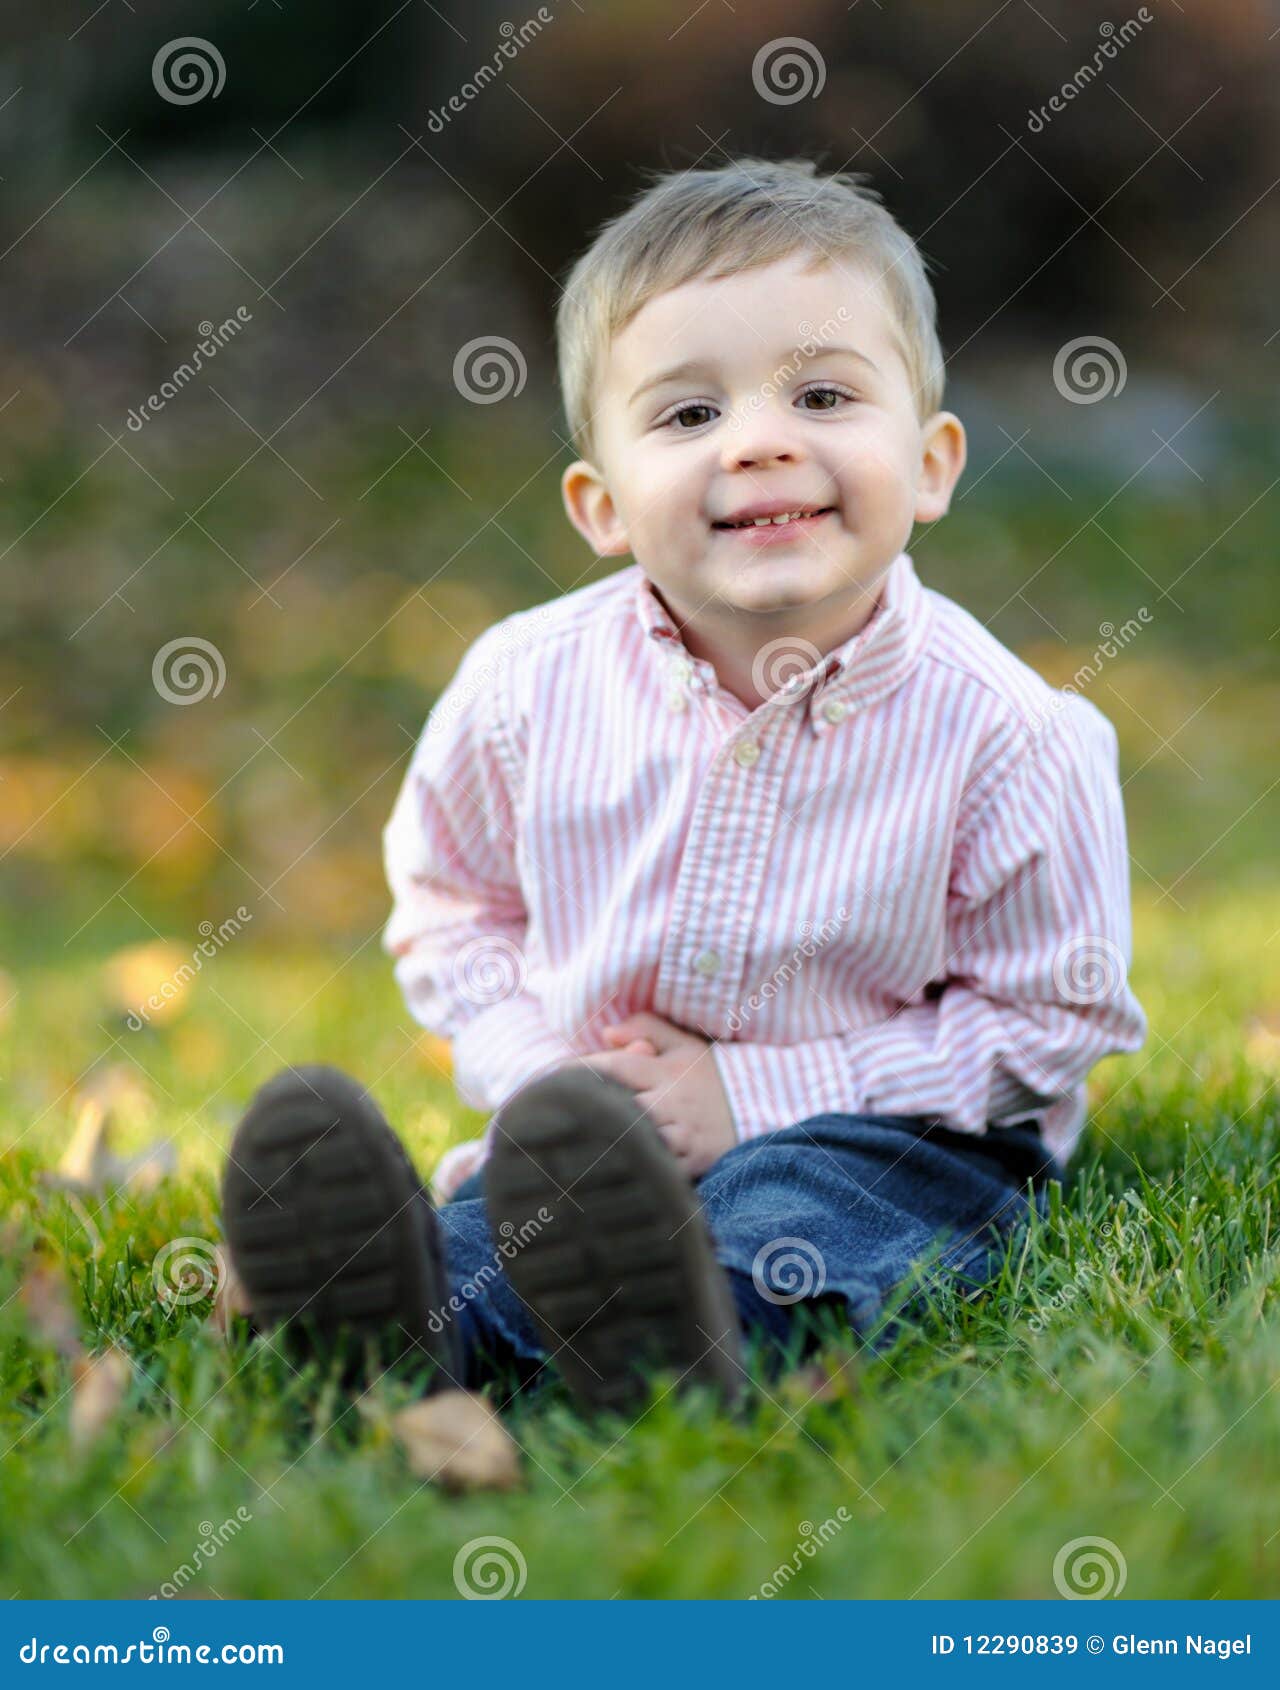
[483,1065,748,1416]
[222,1064,460,1388]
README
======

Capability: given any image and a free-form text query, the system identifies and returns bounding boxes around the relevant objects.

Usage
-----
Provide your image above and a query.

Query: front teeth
[745,510,811,526]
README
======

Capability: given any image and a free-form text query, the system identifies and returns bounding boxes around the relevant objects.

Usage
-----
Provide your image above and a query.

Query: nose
[720,401,804,473]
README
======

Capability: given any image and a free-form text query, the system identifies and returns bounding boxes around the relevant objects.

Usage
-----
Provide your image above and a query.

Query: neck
[661,581,888,712]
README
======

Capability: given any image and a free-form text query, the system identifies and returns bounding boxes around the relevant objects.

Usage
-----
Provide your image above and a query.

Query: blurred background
[1,0,1277,1132]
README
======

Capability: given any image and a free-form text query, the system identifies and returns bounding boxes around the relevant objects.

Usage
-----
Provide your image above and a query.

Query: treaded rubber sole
[483,1065,748,1417]
[221,1063,459,1384]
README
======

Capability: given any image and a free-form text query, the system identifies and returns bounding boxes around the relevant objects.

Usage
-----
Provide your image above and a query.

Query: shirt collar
[633,551,933,730]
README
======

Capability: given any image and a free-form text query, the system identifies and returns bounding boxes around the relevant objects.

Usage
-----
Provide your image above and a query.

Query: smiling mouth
[712,507,837,532]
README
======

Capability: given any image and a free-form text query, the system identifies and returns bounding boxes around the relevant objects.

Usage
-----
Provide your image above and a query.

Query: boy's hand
[578,1013,737,1179]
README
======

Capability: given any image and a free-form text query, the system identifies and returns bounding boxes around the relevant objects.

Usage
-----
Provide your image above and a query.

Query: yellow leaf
[44,1081,175,1197]
[102,942,192,1026]
[392,1389,522,1492]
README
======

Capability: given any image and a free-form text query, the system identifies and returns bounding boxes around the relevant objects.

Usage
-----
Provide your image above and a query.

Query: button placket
[656,704,795,1030]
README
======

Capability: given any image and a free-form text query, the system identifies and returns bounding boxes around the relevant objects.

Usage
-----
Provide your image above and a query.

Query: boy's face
[562,251,965,644]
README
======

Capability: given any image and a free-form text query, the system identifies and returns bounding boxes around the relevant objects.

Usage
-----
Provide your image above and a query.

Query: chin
[722,561,838,613]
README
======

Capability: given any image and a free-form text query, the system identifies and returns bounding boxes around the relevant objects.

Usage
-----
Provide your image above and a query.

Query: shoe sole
[221,1064,458,1383]
[483,1066,747,1417]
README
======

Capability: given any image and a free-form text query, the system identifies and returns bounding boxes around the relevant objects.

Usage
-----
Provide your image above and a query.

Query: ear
[913,411,967,524]
[561,459,630,557]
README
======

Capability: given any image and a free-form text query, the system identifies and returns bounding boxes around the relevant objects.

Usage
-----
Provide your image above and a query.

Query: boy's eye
[665,402,717,430]
[797,385,851,411]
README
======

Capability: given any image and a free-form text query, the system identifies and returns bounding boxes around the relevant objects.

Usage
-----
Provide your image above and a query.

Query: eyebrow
[627,343,882,407]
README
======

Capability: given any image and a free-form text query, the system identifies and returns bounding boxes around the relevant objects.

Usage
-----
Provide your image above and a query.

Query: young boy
[222,157,1146,1414]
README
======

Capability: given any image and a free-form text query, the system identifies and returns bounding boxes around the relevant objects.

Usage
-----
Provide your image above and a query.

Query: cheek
[834,429,918,515]
[628,457,705,530]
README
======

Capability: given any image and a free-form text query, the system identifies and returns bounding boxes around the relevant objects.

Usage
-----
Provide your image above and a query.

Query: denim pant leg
[436,1115,1061,1386]
[435,1172,550,1391]
[694,1112,1062,1358]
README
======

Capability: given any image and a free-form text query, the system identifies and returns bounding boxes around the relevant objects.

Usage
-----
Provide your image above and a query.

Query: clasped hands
[573,1012,737,1179]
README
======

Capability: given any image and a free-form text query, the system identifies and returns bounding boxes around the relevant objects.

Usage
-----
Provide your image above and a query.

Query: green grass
[3,883,1279,1599]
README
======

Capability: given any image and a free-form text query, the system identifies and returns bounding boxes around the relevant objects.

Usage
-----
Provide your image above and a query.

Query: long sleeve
[712,695,1147,1141]
[381,624,576,1113]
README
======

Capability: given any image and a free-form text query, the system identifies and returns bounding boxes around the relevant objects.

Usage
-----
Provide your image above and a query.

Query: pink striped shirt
[382,550,1146,1197]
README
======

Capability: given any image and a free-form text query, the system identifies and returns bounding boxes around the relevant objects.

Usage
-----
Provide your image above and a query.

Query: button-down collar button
[666,690,688,713]
[822,698,848,725]
[692,949,721,977]
[733,739,761,768]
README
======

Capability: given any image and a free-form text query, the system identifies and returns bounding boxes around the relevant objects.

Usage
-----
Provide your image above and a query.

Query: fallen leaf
[43,1092,176,1197]
[54,1097,110,1189]
[19,1256,83,1361]
[69,1348,131,1451]
[102,942,192,1027]
[208,1245,254,1340]
[391,1389,522,1492]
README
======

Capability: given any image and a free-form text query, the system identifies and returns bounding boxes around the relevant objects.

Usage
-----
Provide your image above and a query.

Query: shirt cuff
[711,1036,856,1140]
[431,1136,488,1202]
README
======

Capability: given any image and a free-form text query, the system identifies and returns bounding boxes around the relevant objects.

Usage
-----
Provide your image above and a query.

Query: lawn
[3,416,1278,1597]
[2,879,1278,1600]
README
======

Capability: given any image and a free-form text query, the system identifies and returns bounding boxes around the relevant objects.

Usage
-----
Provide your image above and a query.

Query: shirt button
[666,690,688,713]
[692,949,721,977]
[733,739,761,768]
[822,699,848,725]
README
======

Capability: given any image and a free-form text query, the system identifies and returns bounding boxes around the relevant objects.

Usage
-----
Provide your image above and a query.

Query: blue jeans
[435,1111,1064,1390]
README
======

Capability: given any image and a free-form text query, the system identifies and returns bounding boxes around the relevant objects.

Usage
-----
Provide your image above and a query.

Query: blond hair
[556,156,946,464]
